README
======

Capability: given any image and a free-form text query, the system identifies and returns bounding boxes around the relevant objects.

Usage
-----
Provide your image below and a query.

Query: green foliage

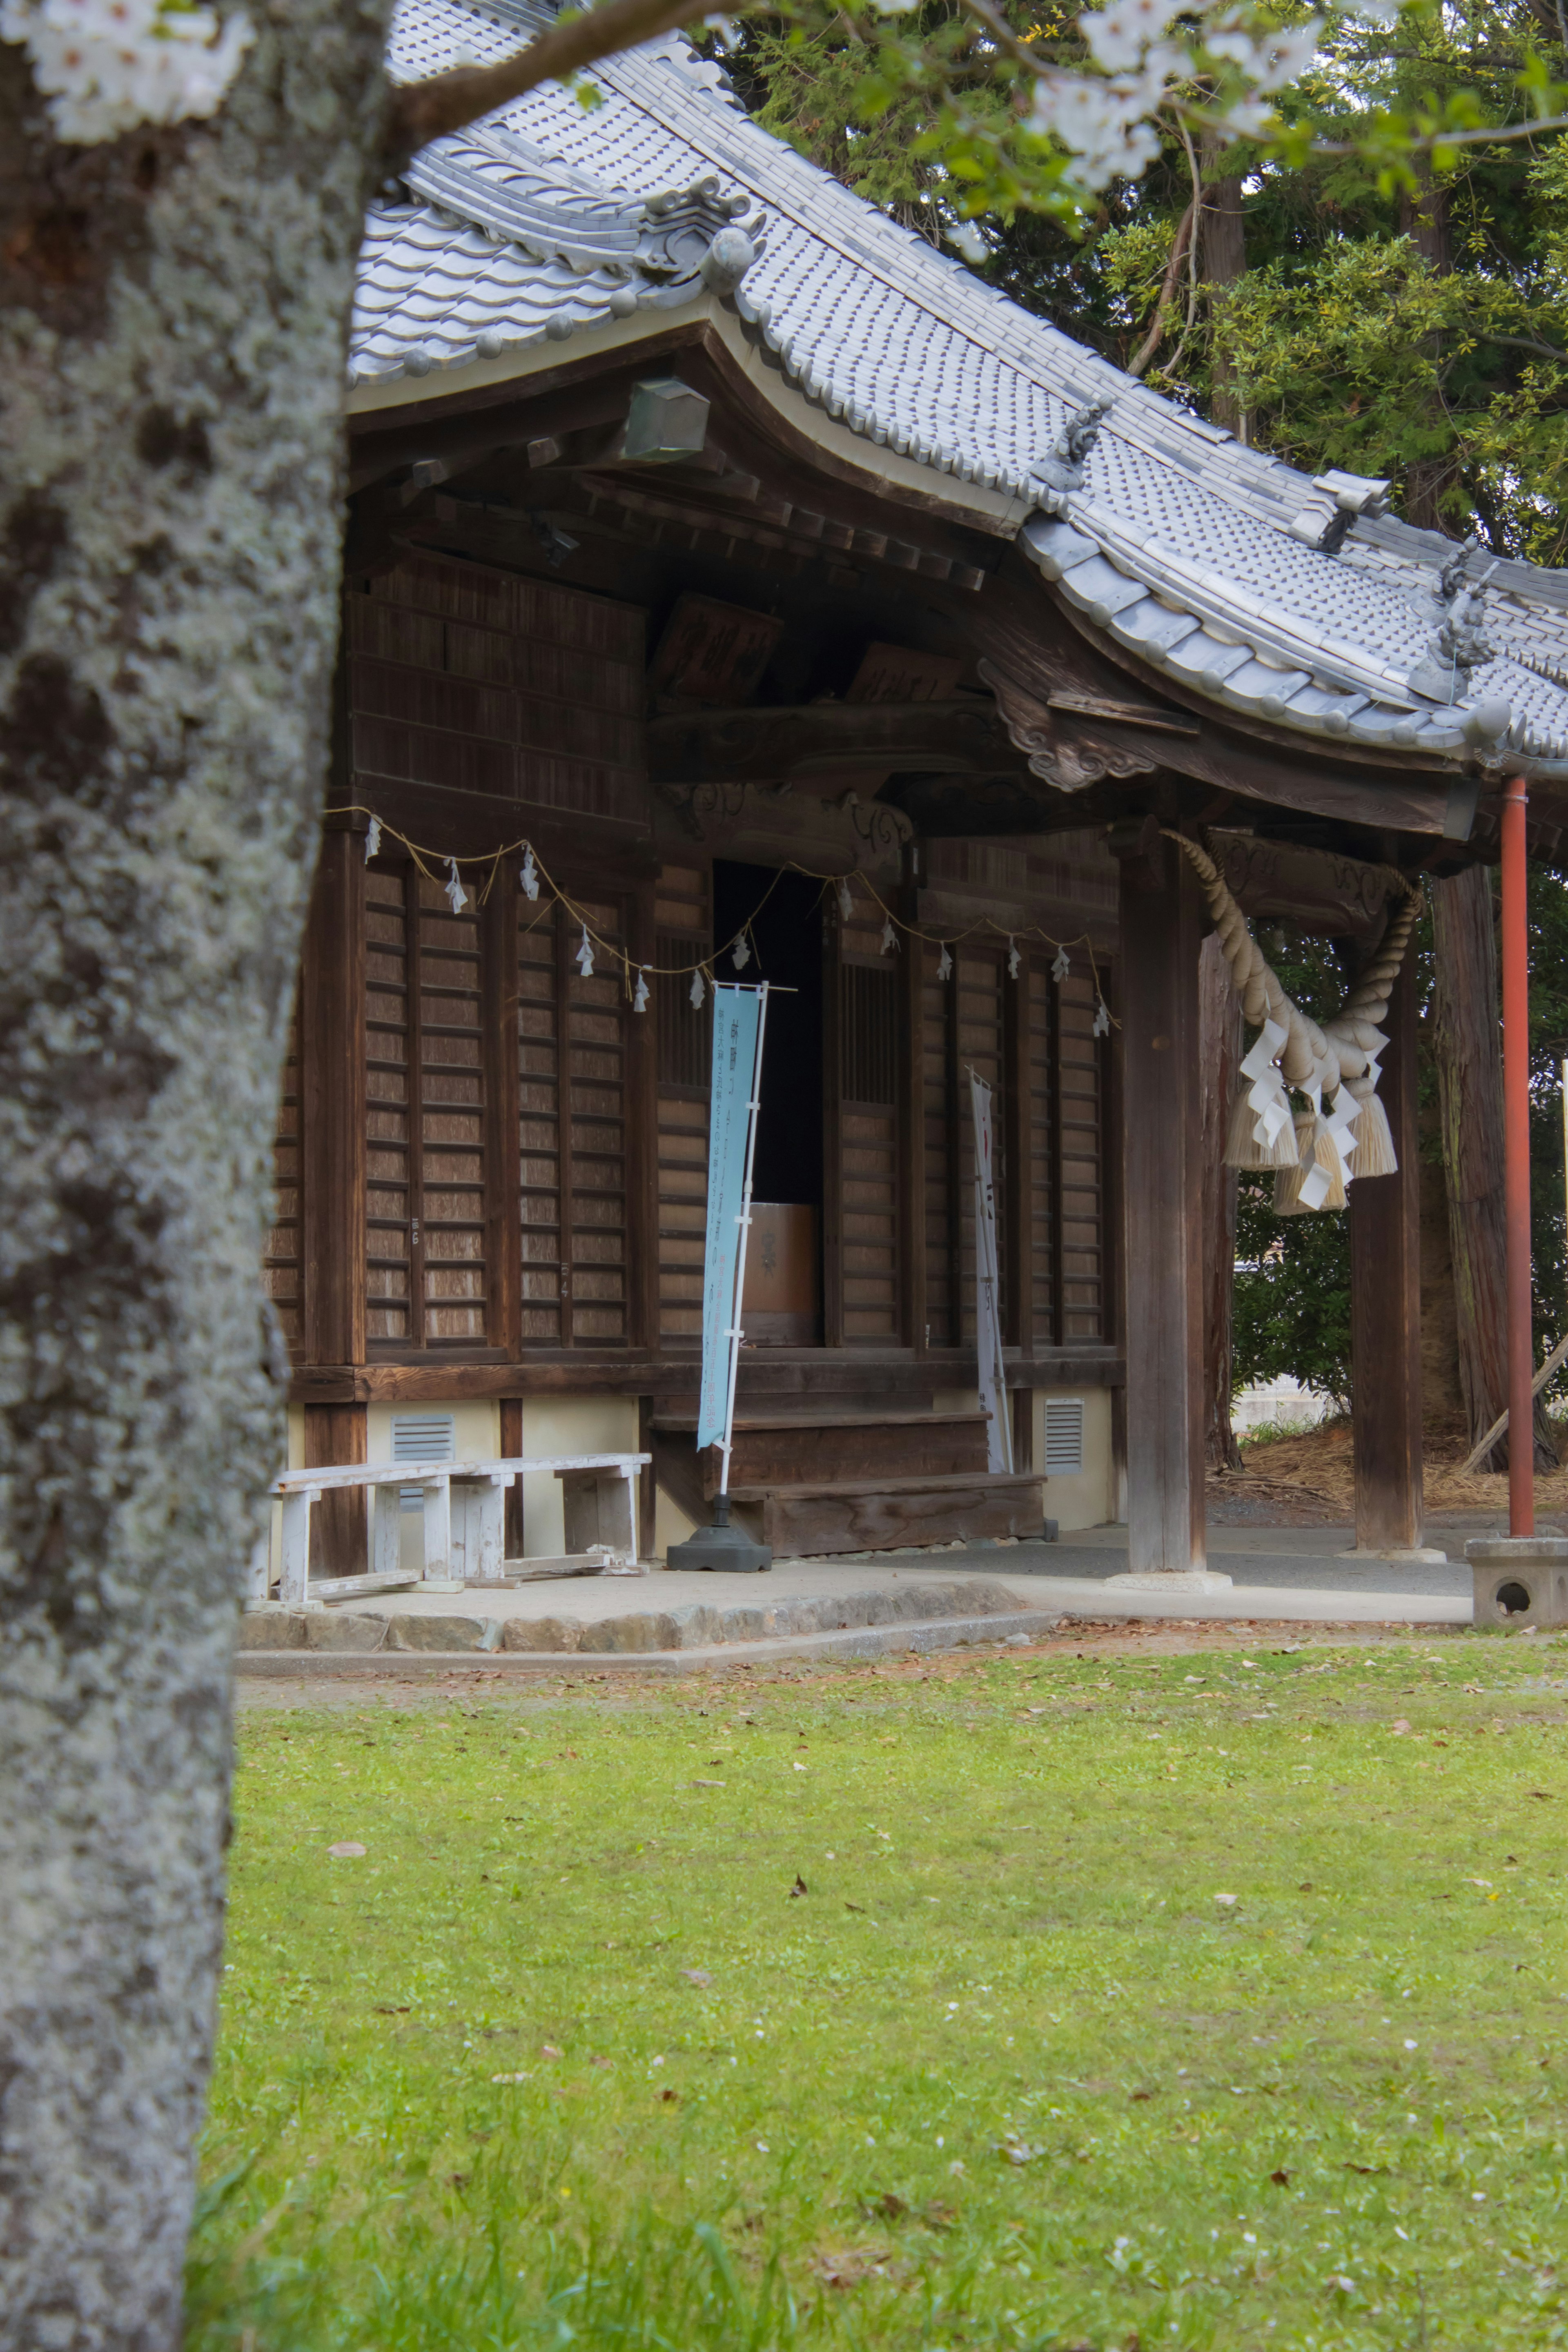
[192,1653,1568,2348]
[1233,1174,1354,1405]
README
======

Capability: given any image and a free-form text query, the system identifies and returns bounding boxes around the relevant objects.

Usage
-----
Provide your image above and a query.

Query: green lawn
[193,1633,1568,2351]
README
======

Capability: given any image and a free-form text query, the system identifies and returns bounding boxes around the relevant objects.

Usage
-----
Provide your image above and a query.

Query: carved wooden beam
[1207,829,1412,938]
[647,698,1020,788]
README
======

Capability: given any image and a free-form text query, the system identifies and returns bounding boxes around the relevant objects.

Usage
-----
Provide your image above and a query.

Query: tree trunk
[1199,130,1248,439]
[1198,932,1243,1468]
[1397,171,1455,533]
[1430,866,1557,1472]
[0,19,391,2347]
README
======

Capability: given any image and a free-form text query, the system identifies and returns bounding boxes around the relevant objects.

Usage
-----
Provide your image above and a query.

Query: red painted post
[1501,775,1534,1538]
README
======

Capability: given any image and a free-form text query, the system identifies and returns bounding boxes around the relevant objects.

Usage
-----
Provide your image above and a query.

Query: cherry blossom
[3,0,252,145]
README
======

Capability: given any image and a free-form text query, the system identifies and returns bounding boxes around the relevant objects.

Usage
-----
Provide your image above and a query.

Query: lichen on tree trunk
[0,14,392,2344]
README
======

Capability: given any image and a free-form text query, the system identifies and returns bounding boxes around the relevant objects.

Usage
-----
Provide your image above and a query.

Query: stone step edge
[236,1577,1029,1659]
[234,1607,1068,1676]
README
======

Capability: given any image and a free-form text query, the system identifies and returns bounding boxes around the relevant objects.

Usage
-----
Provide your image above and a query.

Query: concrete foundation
[1465,1536,1568,1628]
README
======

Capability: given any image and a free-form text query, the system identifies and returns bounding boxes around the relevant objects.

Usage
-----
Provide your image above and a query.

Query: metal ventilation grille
[1043,1397,1085,1477]
[392,1411,455,1510]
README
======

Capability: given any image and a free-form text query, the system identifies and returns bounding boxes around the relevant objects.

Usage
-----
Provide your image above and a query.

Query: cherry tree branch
[382,0,735,166]
[1126,193,1196,378]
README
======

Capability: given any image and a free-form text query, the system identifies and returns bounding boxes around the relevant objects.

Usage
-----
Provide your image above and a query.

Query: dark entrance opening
[713,860,824,1343]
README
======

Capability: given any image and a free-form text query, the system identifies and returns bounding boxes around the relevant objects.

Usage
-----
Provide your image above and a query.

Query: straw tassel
[1226,1082,1301,1170]
[1345,1076,1398,1176]
[1274,1113,1349,1214]
[1168,830,1419,1211]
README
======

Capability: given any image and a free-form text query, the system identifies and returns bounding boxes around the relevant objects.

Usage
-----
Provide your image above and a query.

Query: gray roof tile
[355,0,1568,773]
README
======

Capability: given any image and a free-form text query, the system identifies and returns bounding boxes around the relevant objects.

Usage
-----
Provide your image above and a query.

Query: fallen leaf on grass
[811,2247,889,2287]
[680,1967,713,1988]
[862,2192,908,2221]
[1531,1789,1554,1800]
[845,1901,868,1914]
[789,1873,808,1899]
[328,1842,366,1859]
[1270,2169,1291,2187]
[1390,1720,1411,1736]
[372,2004,410,2014]
[589,2055,612,2069]
[1344,2163,1387,2176]
[660,2087,679,2104]
[541,2044,562,2058]
[1129,2089,1154,2102]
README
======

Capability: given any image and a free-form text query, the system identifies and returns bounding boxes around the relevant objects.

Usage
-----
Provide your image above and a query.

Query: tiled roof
[354,0,1568,777]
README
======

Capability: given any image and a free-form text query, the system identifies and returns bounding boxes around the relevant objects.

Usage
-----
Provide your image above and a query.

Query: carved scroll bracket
[980,658,1161,795]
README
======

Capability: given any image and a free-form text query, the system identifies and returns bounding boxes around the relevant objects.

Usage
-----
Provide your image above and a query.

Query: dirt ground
[1211,1411,1568,1526]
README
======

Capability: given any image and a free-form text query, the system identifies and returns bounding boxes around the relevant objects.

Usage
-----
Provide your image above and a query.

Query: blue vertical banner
[697,986,764,1450]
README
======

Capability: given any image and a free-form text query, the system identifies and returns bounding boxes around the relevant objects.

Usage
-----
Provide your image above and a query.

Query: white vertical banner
[697,984,770,1493]
[968,1068,1014,1475]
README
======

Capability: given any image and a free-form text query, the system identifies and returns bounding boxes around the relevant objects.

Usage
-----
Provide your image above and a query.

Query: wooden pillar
[1198,933,1243,1470]
[1115,829,1206,1574]
[821,894,844,1348]
[301,826,368,1571]
[500,1397,524,1557]
[898,879,927,1354]
[1350,952,1423,1550]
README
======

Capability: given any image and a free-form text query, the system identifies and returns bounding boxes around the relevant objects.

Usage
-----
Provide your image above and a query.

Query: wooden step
[726,1471,1046,1559]
[653,1409,989,1433]
[653,1408,993,1495]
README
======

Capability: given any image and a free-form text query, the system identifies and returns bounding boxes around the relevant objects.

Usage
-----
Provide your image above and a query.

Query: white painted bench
[257,1453,650,1609]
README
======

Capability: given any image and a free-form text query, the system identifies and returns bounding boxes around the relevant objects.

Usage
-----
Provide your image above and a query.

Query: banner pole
[718,982,770,1502]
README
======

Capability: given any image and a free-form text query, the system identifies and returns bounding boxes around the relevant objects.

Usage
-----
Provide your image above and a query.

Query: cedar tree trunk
[0,14,391,2346]
[1430,865,1556,1472]
[1398,169,1455,534]
[1199,930,1243,1469]
[1198,129,1247,440]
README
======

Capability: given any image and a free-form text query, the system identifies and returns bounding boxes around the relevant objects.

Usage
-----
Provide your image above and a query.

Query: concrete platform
[234,1524,1472,1676]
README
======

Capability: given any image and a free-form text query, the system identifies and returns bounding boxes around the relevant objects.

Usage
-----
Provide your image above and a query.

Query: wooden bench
[258,1453,650,1608]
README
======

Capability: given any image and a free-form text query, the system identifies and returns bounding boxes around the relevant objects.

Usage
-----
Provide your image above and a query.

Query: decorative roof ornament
[1408,541,1500,706]
[1287,469,1393,556]
[1029,396,1114,517]
[700,224,756,294]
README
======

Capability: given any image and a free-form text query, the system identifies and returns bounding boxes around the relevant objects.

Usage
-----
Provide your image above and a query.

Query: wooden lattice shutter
[654,863,710,1344]
[835,898,900,1343]
[1026,958,1056,1345]
[566,897,630,1345]
[264,1009,302,1347]
[921,941,958,1348]
[363,866,488,1348]
[954,947,1006,1344]
[1057,967,1105,1340]
[517,895,563,1344]
[365,869,412,1343]
[517,894,635,1349]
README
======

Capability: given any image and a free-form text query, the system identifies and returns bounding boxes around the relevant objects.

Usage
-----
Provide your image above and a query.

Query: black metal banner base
[665,1494,773,1574]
